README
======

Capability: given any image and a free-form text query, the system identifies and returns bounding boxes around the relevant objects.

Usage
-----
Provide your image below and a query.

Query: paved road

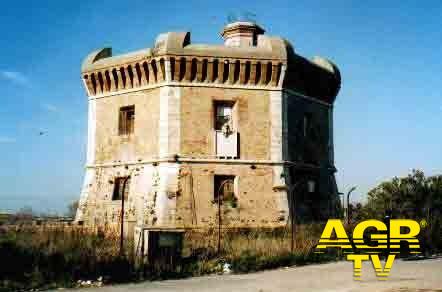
[59,258,442,292]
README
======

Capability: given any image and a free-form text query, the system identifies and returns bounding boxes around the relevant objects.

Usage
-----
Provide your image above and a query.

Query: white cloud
[0,70,30,87]
[0,136,16,143]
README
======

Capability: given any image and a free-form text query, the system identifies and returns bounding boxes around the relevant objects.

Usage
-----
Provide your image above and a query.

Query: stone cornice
[85,156,336,171]
[81,30,341,103]
[82,55,285,97]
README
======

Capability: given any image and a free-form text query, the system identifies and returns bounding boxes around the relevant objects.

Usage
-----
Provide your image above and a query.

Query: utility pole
[217,180,230,254]
[120,171,133,256]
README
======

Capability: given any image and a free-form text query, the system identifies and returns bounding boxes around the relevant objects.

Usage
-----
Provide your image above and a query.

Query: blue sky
[0,1,441,214]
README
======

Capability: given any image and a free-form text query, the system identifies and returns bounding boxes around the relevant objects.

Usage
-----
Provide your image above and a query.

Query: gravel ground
[53,258,442,292]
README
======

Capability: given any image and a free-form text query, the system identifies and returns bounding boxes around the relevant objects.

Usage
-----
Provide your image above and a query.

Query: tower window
[112,176,131,200]
[214,175,235,201]
[214,102,233,131]
[303,113,312,137]
[119,105,135,135]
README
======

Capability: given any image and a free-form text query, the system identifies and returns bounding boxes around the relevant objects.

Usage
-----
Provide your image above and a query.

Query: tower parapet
[81,24,340,104]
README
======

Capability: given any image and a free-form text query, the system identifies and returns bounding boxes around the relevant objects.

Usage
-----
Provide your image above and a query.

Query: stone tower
[76,21,341,239]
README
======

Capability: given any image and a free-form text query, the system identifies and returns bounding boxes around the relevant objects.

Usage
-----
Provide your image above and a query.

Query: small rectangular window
[303,113,312,137]
[214,102,233,131]
[119,105,135,135]
[112,176,131,200]
[214,175,235,201]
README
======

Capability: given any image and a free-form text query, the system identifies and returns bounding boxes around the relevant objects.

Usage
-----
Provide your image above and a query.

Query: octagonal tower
[76,21,341,240]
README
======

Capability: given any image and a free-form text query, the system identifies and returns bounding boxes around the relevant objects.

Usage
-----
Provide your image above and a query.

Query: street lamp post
[338,192,345,218]
[346,186,357,225]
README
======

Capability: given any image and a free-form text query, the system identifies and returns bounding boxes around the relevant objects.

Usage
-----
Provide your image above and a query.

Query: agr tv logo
[315,219,421,280]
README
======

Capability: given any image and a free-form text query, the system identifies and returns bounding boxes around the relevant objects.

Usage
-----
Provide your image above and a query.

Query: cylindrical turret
[221,21,265,47]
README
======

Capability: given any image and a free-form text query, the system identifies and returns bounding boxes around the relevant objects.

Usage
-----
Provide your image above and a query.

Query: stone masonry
[75,21,342,240]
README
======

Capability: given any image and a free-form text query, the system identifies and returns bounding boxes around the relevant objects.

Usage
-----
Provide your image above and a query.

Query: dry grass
[181,224,336,274]
[6,224,121,255]
[0,224,136,291]
[184,224,325,257]
[0,223,337,290]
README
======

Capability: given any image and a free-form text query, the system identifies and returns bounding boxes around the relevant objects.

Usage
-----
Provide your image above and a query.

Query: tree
[363,169,441,220]
[349,202,369,222]
[356,169,442,253]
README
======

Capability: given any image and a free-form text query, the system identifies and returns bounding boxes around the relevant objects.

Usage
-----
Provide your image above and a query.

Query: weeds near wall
[0,225,136,291]
[0,224,338,291]
[181,224,338,275]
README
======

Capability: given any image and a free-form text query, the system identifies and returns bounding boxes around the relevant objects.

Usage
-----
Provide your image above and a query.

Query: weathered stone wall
[78,162,287,231]
[177,163,287,228]
[77,86,340,230]
[180,87,270,160]
[94,88,160,163]
[76,88,162,231]
[283,91,331,165]
[282,90,339,221]
[76,164,144,237]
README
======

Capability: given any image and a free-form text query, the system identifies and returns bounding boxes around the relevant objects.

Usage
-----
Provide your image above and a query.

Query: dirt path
[57,258,442,292]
